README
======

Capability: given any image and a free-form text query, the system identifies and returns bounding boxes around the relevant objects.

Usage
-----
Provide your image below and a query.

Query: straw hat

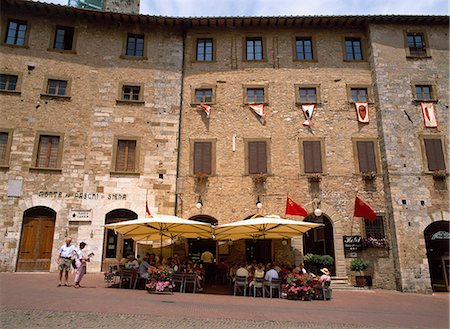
[320,268,330,275]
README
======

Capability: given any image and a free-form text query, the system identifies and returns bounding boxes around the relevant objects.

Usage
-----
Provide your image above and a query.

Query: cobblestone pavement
[0,273,448,329]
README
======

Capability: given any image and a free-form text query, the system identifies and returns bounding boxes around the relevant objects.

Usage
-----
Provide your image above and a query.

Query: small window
[407,32,426,57]
[345,37,363,61]
[195,88,213,103]
[4,19,27,46]
[415,85,433,101]
[115,139,137,172]
[0,74,18,91]
[365,216,385,240]
[424,138,446,171]
[196,38,213,61]
[121,85,141,101]
[36,135,61,168]
[357,141,377,173]
[246,88,264,103]
[351,88,368,102]
[248,141,268,174]
[299,87,317,103]
[126,34,145,57]
[0,131,12,167]
[303,140,323,173]
[295,37,313,60]
[46,79,68,96]
[193,141,212,175]
[246,37,263,61]
[53,26,75,51]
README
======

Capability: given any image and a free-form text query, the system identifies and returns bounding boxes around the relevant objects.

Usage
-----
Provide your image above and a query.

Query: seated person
[236,262,249,278]
[264,264,279,282]
[139,256,150,278]
[249,263,265,288]
[125,254,139,269]
[319,268,331,284]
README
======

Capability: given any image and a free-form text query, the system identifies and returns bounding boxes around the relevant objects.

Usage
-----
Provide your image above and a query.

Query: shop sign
[343,235,363,251]
[69,209,92,221]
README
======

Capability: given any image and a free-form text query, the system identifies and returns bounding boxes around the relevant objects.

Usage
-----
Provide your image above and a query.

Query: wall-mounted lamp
[313,198,322,217]
[256,195,262,209]
[196,196,203,209]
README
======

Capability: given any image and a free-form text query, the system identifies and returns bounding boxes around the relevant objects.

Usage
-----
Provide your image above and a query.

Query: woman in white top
[74,242,93,288]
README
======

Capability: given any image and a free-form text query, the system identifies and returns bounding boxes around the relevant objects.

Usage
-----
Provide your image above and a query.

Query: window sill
[296,102,321,106]
[343,59,367,63]
[244,102,269,106]
[412,99,438,103]
[110,171,141,177]
[349,101,374,105]
[191,102,215,106]
[40,93,71,100]
[119,55,148,60]
[192,60,216,63]
[406,55,431,59]
[30,167,62,173]
[242,59,268,63]
[47,48,77,55]
[116,99,145,105]
[1,43,29,49]
[293,59,318,63]
[0,165,9,171]
[0,90,21,95]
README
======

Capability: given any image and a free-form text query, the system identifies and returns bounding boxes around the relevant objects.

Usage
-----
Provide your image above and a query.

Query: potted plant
[303,253,334,275]
[432,169,448,180]
[361,171,376,181]
[349,258,370,287]
[285,273,318,301]
[307,173,322,182]
[145,265,175,294]
[251,173,268,185]
[194,171,209,183]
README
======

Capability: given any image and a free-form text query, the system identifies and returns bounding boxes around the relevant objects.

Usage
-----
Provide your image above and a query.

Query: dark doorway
[245,239,272,263]
[17,207,56,272]
[187,238,216,262]
[303,214,335,275]
[424,220,449,292]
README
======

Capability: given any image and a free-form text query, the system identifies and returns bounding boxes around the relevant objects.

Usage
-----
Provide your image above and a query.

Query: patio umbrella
[104,215,214,258]
[214,215,323,240]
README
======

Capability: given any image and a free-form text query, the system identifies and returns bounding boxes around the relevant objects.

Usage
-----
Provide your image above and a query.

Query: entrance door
[424,221,449,292]
[245,239,272,263]
[17,207,56,271]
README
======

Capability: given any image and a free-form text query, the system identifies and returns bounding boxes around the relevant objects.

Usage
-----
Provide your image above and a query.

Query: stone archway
[17,206,56,272]
[424,220,449,292]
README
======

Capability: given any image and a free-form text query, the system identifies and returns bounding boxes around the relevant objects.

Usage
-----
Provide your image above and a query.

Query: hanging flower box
[307,173,322,182]
[251,173,268,185]
[361,171,376,181]
[432,170,448,180]
[363,237,387,249]
[194,172,209,183]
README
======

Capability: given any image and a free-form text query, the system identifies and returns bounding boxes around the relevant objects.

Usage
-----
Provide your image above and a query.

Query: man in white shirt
[264,264,279,282]
[236,263,249,278]
[125,254,139,269]
[58,237,76,287]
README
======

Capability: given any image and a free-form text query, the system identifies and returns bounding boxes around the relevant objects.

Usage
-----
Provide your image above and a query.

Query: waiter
[201,249,215,284]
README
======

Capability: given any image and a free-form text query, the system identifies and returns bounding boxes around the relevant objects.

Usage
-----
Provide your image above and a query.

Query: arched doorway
[102,209,137,271]
[187,215,218,262]
[303,214,335,275]
[424,220,449,292]
[17,206,56,271]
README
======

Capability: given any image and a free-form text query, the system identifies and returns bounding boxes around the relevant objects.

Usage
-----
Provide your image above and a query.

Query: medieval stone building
[0,0,448,293]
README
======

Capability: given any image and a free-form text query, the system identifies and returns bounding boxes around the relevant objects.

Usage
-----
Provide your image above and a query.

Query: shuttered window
[424,139,446,171]
[303,141,322,173]
[36,135,60,168]
[193,142,212,175]
[357,141,377,173]
[248,141,267,174]
[0,132,8,165]
[115,140,137,172]
[365,216,385,239]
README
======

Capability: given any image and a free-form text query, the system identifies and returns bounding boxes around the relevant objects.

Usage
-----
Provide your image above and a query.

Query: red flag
[354,196,376,222]
[145,191,152,218]
[285,196,308,217]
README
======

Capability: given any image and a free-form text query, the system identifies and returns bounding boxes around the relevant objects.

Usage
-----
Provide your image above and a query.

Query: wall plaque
[69,209,92,221]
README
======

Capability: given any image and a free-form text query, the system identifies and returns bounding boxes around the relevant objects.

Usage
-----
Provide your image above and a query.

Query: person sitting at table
[264,264,279,282]
[236,262,249,278]
[187,263,203,292]
[139,256,150,278]
[249,263,265,288]
[125,254,139,269]
[319,268,331,284]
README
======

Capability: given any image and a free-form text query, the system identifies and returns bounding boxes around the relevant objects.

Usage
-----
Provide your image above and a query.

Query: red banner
[285,196,308,217]
[355,102,369,123]
[354,196,376,222]
[420,102,438,128]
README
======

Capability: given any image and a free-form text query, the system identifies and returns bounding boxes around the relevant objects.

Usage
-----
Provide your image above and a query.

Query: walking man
[58,237,76,287]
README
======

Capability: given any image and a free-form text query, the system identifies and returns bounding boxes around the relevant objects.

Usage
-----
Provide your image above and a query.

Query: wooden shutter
[303,141,322,173]
[0,132,8,165]
[193,142,212,175]
[357,141,377,173]
[424,139,446,171]
[36,135,59,168]
[248,141,267,174]
[116,140,136,172]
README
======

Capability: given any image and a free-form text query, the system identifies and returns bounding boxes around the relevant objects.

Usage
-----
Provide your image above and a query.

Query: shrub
[349,258,369,272]
[304,253,334,267]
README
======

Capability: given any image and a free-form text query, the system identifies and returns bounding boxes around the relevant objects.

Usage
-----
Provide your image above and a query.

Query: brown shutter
[304,141,322,173]
[357,141,377,173]
[202,142,212,175]
[0,132,8,165]
[256,141,267,173]
[36,135,59,168]
[194,142,212,174]
[126,141,136,171]
[248,141,259,174]
[425,139,445,171]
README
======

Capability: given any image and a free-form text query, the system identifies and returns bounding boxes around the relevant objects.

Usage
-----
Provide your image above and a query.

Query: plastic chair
[234,276,247,296]
[183,273,197,293]
[322,280,332,300]
[265,278,281,298]
[172,273,185,293]
[253,277,265,297]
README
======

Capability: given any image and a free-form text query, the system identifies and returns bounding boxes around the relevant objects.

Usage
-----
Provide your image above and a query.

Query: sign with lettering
[343,235,363,251]
[69,209,92,222]
[36,191,127,201]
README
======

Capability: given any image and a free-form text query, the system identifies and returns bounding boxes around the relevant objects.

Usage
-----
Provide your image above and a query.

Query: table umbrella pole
[160,228,163,262]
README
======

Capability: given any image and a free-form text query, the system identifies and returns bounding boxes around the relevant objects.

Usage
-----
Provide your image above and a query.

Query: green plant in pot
[349,258,370,287]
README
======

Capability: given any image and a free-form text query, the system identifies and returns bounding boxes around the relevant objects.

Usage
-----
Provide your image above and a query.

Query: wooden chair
[234,276,247,296]
[172,273,185,293]
[183,273,197,293]
[119,268,135,289]
[253,277,265,297]
[265,278,281,298]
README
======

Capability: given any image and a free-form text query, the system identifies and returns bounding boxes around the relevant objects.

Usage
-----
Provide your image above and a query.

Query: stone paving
[0,273,448,329]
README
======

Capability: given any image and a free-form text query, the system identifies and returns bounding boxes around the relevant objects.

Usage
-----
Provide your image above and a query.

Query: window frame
[191,85,216,105]
[419,134,447,174]
[299,137,327,175]
[2,18,30,48]
[120,32,148,60]
[0,128,13,169]
[346,84,372,104]
[48,25,77,54]
[31,131,64,172]
[0,71,22,94]
[117,82,144,104]
[364,216,386,240]
[244,138,271,175]
[351,138,381,174]
[190,139,216,176]
[295,84,321,104]
[111,136,141,175]
[292,35,316,62]
[411,82,438,102]
[195,37,215,62]
[243,85,268,105]
[41,76,71,99]
[404,30,431,58]
[342,36,366,62]
[243,36,267,62]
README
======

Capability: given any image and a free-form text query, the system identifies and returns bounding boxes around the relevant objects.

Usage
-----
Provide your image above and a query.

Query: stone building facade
[0,0,448,293]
